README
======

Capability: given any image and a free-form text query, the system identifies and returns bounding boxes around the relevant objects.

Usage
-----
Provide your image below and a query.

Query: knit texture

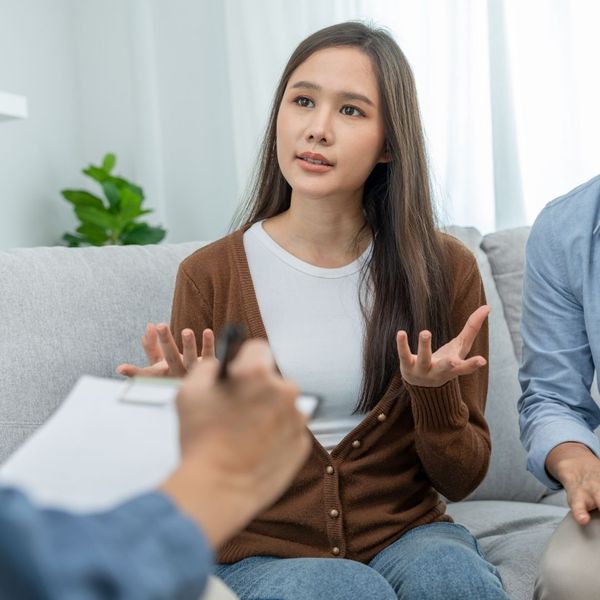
[170,229,490,564]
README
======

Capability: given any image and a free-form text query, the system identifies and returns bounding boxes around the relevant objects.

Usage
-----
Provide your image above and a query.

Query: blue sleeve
[518,206,600,489]
[0,487,213,600]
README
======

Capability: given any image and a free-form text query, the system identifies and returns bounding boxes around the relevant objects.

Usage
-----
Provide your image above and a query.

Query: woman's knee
[399,542,504,599]
[372,524,506,599]
[217,557,397,600]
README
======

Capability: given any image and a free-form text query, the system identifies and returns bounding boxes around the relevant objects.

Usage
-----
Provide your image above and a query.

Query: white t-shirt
[243,221,373,451]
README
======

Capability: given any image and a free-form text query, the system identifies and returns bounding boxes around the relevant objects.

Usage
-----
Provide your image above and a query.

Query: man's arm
[0,488,212,600]
[0,340,310,599]
[519,206,600,520]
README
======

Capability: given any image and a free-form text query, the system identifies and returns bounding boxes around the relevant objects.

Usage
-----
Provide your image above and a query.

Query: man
[519,174,600,599]
[0,339,311,599]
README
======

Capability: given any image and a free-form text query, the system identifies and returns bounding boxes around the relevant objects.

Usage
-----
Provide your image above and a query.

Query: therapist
[0,339,311,599]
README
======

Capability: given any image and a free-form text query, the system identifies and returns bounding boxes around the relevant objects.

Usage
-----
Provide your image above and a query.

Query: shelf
[0,91,28,121]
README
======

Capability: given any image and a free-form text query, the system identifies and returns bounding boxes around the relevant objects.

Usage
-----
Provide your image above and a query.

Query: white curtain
[221,0,600,234]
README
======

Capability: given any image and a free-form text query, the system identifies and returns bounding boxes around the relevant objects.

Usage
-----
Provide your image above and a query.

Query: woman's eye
[294,97,314,108]
[341,105,364,117]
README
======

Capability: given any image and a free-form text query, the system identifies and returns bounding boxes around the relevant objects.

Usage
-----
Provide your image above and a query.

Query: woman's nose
[305,110,334,145]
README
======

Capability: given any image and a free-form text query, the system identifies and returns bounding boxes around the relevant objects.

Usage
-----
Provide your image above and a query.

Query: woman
[119,21,507,599]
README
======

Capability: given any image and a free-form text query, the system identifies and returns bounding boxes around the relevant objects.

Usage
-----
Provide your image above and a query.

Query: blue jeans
[216,522,508,599]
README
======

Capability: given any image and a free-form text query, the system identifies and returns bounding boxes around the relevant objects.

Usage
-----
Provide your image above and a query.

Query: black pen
[216,323,247,380]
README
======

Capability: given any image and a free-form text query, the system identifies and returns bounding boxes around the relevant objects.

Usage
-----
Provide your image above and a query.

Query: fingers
[416,331,432,370]
[568,487,600,525]
[457,305,490,358]
[116,363,139,378]
[157,323,187,377]
[448,355,487,377]
[569,491,594,525]
[116,363,168,378]
[396,331,415,369]
[182,329,198,371]
[142,323,163,365]
[179,355,219,396]
[228,339,276,380]
[201,329,216,359]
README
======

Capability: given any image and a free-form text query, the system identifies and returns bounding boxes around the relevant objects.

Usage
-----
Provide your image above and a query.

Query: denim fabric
[216,522,508,599]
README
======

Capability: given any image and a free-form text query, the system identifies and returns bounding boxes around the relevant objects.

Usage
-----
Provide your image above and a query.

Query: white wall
[0,0,237,249]
[0,0,83,248]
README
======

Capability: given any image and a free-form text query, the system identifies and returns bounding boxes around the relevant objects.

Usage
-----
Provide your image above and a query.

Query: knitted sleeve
[405,245,491,501]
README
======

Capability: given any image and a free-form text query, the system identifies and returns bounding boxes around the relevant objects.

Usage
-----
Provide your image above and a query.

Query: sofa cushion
[447,500,567,600]
[446,227,547,502]
[0,242,203,463]
[480,227,530,363]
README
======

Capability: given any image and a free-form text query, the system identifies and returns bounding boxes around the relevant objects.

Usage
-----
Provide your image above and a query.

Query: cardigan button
[329,509,339,518]
[326,466,334,475]
[352,440,361,448]
[377,413,387,422]
[332,547,340,556]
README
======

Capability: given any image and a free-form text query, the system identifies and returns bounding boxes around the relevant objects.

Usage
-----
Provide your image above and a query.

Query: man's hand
[117,323,215,378]
[546,442,600,525]
[396,305,489,388]
[161,339,311,548]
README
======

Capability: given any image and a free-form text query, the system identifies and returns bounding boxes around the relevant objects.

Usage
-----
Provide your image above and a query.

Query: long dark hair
[233,21,451,413]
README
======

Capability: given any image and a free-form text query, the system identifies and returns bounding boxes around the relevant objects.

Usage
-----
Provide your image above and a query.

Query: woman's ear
[378,143,392,164]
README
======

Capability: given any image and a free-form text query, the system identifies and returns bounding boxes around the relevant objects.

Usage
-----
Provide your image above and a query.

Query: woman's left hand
[396,305,490,388]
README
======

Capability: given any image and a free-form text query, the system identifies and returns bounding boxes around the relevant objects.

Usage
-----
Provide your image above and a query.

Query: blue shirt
[0,488,213,599]
[519,174,600,489]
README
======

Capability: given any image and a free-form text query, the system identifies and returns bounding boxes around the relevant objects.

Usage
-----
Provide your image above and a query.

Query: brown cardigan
[170,229,490,564]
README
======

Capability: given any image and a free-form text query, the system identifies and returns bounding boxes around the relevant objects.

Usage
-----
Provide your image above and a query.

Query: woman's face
[276,46,389,202]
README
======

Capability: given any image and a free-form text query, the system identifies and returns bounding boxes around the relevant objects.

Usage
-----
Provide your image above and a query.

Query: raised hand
[396,305,490,388]
[116,323,215,378]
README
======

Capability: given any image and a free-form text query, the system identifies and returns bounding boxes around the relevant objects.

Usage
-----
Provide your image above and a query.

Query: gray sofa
[0,226,571,600]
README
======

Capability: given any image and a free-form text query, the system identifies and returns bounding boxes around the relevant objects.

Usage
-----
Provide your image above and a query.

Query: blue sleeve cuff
[526,421,600,490]
[116,491,215,595]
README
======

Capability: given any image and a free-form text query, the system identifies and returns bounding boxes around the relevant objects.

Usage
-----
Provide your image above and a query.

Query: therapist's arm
[0,340,310,599]
[0,488,212,600]
[519,208,600,523]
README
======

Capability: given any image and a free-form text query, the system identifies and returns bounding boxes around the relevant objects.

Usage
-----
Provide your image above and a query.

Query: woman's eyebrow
[290,80,375,107]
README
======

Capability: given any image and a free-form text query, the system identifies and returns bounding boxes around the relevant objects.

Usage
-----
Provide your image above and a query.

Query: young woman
[119,21,507,600]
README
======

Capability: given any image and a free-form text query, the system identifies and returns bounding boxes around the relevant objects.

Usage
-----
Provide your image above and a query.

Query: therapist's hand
[161,339,311,548]
[546,442,600,525]
[116,323,215,378]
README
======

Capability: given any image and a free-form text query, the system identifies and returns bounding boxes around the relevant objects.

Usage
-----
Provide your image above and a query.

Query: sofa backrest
[446,226,547,502]
[0,242,204,463]
[0,229,549,502]
[480,227,531,363]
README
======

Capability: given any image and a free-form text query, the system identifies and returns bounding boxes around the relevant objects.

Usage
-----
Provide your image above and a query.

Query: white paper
[0,375,179,512]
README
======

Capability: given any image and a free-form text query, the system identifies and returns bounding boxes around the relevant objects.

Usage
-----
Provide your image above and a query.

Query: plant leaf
[128,183,145,200]
[110,176,145,200]
[62,233,85,247]
[121,223,166,245]
[83,165,109,183]
[61,190,105,210]
[75,205,118,230]
[101,181,121,213]
[119,187,144,222]
[102,153,116,173]
[76,223,110,245]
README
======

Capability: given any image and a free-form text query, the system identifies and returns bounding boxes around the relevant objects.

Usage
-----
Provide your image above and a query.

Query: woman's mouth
[296,152,333,172]
[300,156,330,166]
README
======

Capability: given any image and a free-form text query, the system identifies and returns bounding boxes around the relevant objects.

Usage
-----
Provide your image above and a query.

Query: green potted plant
[61,153,166,246]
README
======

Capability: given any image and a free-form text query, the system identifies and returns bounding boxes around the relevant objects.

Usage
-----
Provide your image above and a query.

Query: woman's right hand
[116,323,215,378]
